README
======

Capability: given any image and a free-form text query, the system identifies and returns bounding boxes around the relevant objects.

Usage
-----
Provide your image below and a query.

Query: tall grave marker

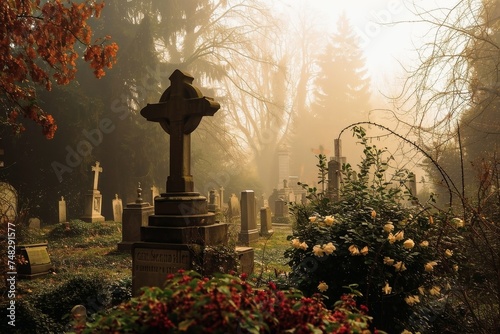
[81,161,105,222]
[132,70,228,295]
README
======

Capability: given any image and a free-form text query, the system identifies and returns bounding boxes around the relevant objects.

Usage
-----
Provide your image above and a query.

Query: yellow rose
[382,282,392,295]
[371,210,377,219]
[324,215,335,225]
[313,245,325,257]
[403,239,415,249]
[383,256,395,265]
[360,246,369,255]
[291,238,301,249]
[299,242,308,250]
[383,222,394,233]
[322,242,336,254]
[452,217,464,228]
[418,286,426,295]
[394,261,407,272]
[394,230,404,241]
[348,245,360,256]
[424,261,438,272]
[405,295,420,306]
[444,249,453,257]
[453,264,459,272]
[317,281,328,292]
[387,233,396,244]
[429,286,441,296]
[309,216,317,223]
[420,240,429,247]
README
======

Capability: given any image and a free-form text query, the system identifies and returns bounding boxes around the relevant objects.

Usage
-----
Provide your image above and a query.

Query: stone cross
[140,70,220,193]
[91,161,103,190]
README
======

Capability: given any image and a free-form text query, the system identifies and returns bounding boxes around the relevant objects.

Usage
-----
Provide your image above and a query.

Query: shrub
[33,273,111,324]
[285,127,461,333]
[0,299,64,334]
[84,270,376,334]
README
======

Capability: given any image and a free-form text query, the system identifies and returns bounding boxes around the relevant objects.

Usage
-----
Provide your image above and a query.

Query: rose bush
[285,127,462,333]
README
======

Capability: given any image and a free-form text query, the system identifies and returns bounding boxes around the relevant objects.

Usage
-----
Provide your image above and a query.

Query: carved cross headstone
[91,161,103,190]
[140,70,220,193]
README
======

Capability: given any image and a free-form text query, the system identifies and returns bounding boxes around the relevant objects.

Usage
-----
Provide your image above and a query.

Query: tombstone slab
[238,190,259,245]
[112,194,123,222]
[17,243,52,279]
[260,206,274,237]
[58,196,67,223]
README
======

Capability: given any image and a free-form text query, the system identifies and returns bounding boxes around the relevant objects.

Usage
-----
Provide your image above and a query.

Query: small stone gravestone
[117,184,154,253]
[17,243,52,279]
[260,206,273,236]
[207,189,219,212]
[58,196,67,223]
[28,217,41,230]
[112,194,123,222]
[228,193,240,218]
[71,305,87,329]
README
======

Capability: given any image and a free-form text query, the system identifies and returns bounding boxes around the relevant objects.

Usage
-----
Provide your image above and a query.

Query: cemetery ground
[1,218,293,333]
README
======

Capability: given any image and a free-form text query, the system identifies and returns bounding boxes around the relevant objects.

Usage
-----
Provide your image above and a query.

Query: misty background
[1,0,497,223]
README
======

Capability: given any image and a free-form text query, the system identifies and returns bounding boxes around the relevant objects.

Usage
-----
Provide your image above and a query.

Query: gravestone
[58,196,67,223]
[117,184,154,253]
[228,193,240,218]
[17,243,52,279]
[260,206,273,236]
[150,185,160,203]
[207,189,219,212]
[238,190,259,245]
[112,194,123,222]
[327,139,346,202]
[28,218,41,230]
[0,182,17,222]
[268,188,279,215]
[81,161,105,222]
[132,70,229,295]
[71,305,87,330]
[219,187,226,211]
[273,198,290,225]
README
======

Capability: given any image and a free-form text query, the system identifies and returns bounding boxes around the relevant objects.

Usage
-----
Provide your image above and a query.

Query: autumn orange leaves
[1,0,118,139]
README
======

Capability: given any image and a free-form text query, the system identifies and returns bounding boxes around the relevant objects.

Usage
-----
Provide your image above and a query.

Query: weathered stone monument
[81,161,105,222]
[117,184,154,253]
[238,190,259,245]
[327,139,346,202]
[207,189,219,213]
[132,70,228,295]
[228,193,241,218]
[150,185,160,203]
[17,243,52,279]
[58,196,67,223]
[260,206,273,236]
[112,194,123,222]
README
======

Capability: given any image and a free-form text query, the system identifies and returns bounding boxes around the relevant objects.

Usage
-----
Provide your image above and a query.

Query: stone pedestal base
[81,190,105,222]
[236,246,254,275]
[117,202,154,253]
[238,228,259,246]
[141,222,228,245]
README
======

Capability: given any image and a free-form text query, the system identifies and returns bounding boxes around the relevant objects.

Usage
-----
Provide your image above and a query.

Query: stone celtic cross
[140,70,220,193]
[91,161,103,190]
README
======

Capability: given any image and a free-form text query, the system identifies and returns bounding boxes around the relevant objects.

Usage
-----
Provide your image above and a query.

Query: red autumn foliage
[0,0,118,139]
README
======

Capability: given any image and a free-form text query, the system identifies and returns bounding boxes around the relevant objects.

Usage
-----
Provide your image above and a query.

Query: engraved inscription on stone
[134,248,190,275]
[25,247,51,265]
